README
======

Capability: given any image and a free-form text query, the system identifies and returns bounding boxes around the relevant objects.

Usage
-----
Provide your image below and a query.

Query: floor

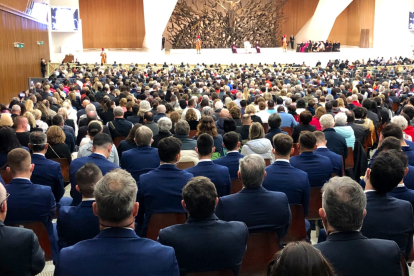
[51,46,414,67]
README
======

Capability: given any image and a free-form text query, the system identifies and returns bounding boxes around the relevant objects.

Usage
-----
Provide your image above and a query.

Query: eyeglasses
[0,193,10,207]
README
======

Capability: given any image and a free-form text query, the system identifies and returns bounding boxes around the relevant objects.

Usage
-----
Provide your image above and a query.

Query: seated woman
[334,113,356,149]
[0,114,13,128]
[118,123,142,158]
[292,111,316,143]
[185,109,199,131]
[152,117,172,148]
[194,116,223,157]
[241,122,273,163]
[0,127,29,168]
[31,109,48,133]
[245,105,262,124]
[306,100,316,116]
[310,107,326,131]
[45,126,72,164]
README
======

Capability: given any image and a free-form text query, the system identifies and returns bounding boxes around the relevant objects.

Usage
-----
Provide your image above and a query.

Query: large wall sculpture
[167,0,289,49]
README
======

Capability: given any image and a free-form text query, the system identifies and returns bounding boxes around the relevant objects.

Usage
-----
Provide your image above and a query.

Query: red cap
[102,48,104,51]
[197,36,200,38]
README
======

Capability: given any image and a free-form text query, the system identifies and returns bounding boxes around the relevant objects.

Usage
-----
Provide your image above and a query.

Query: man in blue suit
[69,134,120,206]
[213,131,244,179]
[262,134,310,216]
[315,176,403,276]
[57,163,102,249]
[380,123,414,166]
[29,131,65,203]
[388,151,414,209]
[290,131,332,187]
[54,169,179,276]
[4,148,57,260]
[216,154,291,238]
[186,134,231,196]
[314,131,343,176]
[121,126,160,182]
[361,150,414,259]
[138,137,194,237]
[320,114,348,159]
[159,176,248,275]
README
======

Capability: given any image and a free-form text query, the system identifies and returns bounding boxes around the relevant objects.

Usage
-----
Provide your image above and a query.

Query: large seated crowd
[1,55,414,276]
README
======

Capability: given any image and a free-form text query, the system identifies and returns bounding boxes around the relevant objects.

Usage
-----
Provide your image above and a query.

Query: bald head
[157,105,166,114]
[220,109,230,119]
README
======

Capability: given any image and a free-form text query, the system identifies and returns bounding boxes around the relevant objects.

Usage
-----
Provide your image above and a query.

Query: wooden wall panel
[0,0,28,12]
[328,8,349,44]
[79,0,145,49]
[346,0,375,47]
[0,8,49,104]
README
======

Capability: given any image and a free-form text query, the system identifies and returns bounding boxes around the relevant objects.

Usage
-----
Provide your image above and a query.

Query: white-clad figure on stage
[244,41,252,53]
[255,41,261,53]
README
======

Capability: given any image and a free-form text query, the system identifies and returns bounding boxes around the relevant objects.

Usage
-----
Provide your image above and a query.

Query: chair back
[264,159,271,166]
[146,213,187,241]
[240,232,280,276]
[113,136,126,148]
[231,179,243,194]
[344,147,354,169]
[189,130,198,139]
[0,170,12,184]
[281,205,307,244]
[281,127,293,136]
[306,187,322,221]
[291,143,300,157]
[51,158,70,183]
[12,222,53,261]
[262,123,269,133]
[187,270,233,276]
[176,161,195,170]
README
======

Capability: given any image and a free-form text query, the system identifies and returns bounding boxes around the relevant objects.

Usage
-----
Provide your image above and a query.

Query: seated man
[314,131,343,177]
[29,131,65,203]
[57,163,102,249]
[320,114,348,159]
[186,134,231,197]
[290,131,332,187]
[265,113,288,146]
[121,126,160,180]
[173,120,197,150]
[138,137,193,237]
[361,150,414,259]
[4,149,57,259]
[55,169,179,276]
[14,116,30,148]
[262,134,310,216]
[236,114,252,141]
[0,183,45,275]
[108,106,133,138]
[216,154,291,238]
[70,134,120,206]
[143,111,159,136]
[379,123,414,166]
[315,176,403,276]
[388,150,414,210]
[213,131,245,179]
[158,176,248,275]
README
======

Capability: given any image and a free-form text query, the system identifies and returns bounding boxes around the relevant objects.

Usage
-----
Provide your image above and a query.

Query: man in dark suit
[158,176,248,275]
[236,114,252,141]
[379,123,414,166]
[108,106,133,138]
[29,131,65,203]
[315,176,403,276]
[173,120,197,150]
[70,134,120,206]
[314,131,343,176]
[388,150,414,209]
[186,134,231,197]
[4,148,57,260]
[57,163,102,249]
[346,110,366,146]
[14,116,31,148]
[361,150,414,259]
[121,125,159,172]
[265,113,287,146]
[138,137,194,237]
[153,105,167,123]
[55,169,180,276]
[290,131,332,187]
[320,114,348,159]
[216,154,291,238]
[126,104,140,124]
[0,183,45,275]
[213,131,244,179]
[262,134,310,215]
[374,96,390,124]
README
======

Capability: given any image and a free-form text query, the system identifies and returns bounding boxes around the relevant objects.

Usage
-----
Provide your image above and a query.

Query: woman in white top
[241,122,274,163]
[31,109,48,133]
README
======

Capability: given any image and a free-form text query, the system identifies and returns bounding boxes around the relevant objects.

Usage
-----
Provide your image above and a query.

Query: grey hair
[320,114,335,128]
[215,101,224,110]
[175,120,190,135]
[85,103,96,113]
[202,106,213,116]
[94,169,137,223]
[391,115,408,130]
[284,98,292,105]
[113,106,124,116]
[135,126,153,146]
[239,154,265,188]
[325,94,334,101]
[322,176,366,231]
[334,113,347,126]
[11,105,21,111]
[157,105,166,114]
[139,100,151,111]
[157,117,172,132]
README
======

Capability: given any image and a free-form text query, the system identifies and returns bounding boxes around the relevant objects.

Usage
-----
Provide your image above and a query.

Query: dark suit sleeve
[225,169,231,196]
[302,178,310,216]
[170,248,180,276]
[279,195,292,239]
[292,127,299,143]
[30,230,46,275]
[215,199,224,220]
[55,164,65,202]
[406,203,414,258]
[49,191,57,222]
[343,140,348,159]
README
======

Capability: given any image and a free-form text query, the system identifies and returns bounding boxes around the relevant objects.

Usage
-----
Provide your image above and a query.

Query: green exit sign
[37,41,44,45]
[14,42,24,48]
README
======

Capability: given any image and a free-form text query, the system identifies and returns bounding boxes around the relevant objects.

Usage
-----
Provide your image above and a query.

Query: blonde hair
[249,122,264,140]
[245,105,256,115]
[119,98,127,107]
[46,126,66,144]
[25,99,34,112]
[58,108,68,120]
[24,112,36,128]
[31,109,42,120]
[243,87,250,101]
[227,102,237,111]
[0,115,13,127]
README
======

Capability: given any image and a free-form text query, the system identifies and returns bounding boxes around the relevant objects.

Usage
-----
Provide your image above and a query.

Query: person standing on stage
[40,58,47,78]
[196,36,202,54]
[162,36,165,50]
[255,41,261,53]
[282,35,287,53]
[232,42,237,54]
[100,48,107,64]
[290,35,295,50]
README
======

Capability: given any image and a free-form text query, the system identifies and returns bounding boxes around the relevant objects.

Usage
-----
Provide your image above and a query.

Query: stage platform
[52,46,414,67]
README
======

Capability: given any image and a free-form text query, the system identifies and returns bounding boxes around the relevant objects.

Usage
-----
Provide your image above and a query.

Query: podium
[63,55,74,63]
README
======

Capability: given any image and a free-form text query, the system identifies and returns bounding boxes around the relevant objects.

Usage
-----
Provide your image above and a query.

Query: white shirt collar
[32,153,45,156]
[317,146,327,149]
[198,159,212,162]
[397,183,405,188]
[93,152,107,158]
[13,177,31,181]
[82,198,95,201]
[275,159,289,163]
[227,150,240,153]
[364,190,376,194]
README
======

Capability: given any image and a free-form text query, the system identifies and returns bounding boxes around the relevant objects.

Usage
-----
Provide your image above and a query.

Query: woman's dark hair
[0,127,22,154]
[267,242,335,276]
[287,105,297,115]
[300,111,313,124]
[165,103,174,114]
[296,99,306,108]
[179,99,187,110]
[200,99,209,110]
[223,118,237,133]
